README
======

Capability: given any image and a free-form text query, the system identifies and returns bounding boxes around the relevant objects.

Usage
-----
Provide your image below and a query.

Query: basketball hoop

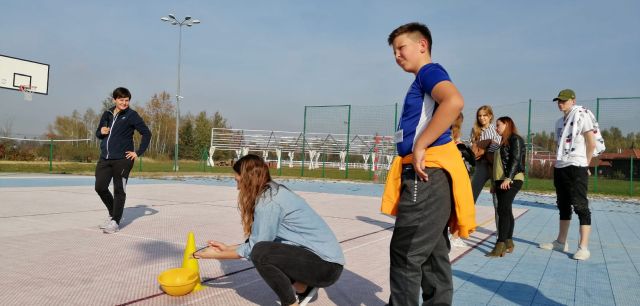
[19,85,36,101]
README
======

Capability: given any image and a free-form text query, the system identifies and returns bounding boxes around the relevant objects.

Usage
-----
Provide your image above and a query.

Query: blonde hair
[471,105,494,143]
[232,154,272,237]
[451,113,464,142]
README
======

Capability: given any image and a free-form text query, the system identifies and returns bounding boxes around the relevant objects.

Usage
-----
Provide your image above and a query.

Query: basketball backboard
[0,54,49,95]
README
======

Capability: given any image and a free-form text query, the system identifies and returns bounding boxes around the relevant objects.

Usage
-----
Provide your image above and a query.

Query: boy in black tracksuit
[95,87,151,234]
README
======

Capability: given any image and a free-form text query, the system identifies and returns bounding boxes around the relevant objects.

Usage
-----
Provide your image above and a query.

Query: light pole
[161,13,200,172]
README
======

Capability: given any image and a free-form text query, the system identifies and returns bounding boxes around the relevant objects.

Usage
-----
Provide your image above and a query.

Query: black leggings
[250,241,343,306]
[94,158,134,224]
[495,180,523,242]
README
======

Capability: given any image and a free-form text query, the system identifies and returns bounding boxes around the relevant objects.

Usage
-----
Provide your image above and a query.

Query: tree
[179,115,197,160]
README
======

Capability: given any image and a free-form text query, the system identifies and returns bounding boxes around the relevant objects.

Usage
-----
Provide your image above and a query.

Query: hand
[100,127,110,135]
[474,147,485,160]
[192,241,228,259]
[587,169,592,176]
[412,149,428,181]
[207,240,229,252]
[500,180,511,190]
[490,186,495,194]
[125,151,138,160]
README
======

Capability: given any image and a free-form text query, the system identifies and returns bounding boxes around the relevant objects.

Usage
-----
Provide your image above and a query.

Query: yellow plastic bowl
[158,267,198,296]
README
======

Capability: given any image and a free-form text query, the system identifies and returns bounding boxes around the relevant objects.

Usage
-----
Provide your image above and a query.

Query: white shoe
[450,237,467,248]
[99,217,112,229]
[573,247,591,260]
[539,240,568,252]
[102,220,119,234]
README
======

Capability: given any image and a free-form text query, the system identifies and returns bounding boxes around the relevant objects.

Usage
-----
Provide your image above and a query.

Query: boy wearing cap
[539,89,602,261]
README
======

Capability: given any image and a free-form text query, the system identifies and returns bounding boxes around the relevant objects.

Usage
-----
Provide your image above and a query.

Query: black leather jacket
[499,134,526,181]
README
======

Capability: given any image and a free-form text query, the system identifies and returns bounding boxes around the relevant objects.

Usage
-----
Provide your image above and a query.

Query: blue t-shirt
[396,63,452,157]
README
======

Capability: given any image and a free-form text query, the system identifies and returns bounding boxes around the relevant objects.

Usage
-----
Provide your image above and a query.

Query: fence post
[345,105,352,179]
[322,148,326,178]
[631,156,634,196]
[139,156,143,172]
[594,98,600,193]
[301,106,307,177]
[49,139,53,172]
[525,98,532,189]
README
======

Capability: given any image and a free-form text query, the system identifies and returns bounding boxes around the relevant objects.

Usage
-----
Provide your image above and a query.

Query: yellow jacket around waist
[380,141,476,238]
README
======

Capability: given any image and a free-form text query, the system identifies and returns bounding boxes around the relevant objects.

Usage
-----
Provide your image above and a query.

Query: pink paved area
[0,179,524,305]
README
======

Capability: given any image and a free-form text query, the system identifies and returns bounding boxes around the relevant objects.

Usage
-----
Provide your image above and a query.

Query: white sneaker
[450,237,467,248]
[573,247,591,260]
[99,217,112,229]
[102,220,119,234]
[539,240,569,252]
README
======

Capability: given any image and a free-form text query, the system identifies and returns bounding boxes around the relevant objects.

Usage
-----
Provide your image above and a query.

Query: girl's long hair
[232,154,272,237]
[496,116,519,146]
[471,105,494,143]
[451,113,464,142]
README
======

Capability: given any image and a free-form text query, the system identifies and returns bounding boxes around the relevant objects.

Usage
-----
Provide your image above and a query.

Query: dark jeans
[494,180,523,242]
[554,166,591,225]
[94,158,134,224]
[389,166,453,306]
[250,241,343,306]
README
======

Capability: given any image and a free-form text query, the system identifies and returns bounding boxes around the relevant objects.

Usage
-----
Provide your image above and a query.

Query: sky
[1,0,639,138]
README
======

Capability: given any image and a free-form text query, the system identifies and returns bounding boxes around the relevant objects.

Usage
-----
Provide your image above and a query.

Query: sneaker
[573,247,591,260]
[99,217,112,229]
[102,220,119,234]
[450,237,467,248]
[297,286,318,306]
[539,240,568,252]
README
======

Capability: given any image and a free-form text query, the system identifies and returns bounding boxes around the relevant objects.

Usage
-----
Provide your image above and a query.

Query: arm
[584,130,596,170]
[133,113,152,157]
[194,242,242,260]
[505,136,525,181]
[232,199,283,260]
[95,112,109,139]
[412,81,464,180]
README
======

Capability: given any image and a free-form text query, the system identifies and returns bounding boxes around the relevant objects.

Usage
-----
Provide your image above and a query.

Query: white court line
[343,234,392,253]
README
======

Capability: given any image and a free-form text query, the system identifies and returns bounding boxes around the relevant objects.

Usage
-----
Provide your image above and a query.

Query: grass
[1,160,637,198]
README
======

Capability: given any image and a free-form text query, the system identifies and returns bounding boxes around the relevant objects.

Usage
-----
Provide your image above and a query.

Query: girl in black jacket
[486,116,525,257]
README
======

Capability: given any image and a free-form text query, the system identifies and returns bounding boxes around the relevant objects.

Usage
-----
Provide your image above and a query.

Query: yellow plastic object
[182,231,203,292]
[158,267,198,296]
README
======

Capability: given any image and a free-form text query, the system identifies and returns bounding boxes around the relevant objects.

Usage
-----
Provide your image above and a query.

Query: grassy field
[1,160,637,198]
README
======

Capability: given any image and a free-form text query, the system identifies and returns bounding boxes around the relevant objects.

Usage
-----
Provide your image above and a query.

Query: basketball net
[19,85,36,101]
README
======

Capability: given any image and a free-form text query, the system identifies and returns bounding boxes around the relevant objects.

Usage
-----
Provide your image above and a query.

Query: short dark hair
[112,87,131,100]
[388,22,432,54]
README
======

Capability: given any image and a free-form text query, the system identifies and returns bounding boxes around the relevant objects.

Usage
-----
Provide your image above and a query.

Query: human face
[556,98,575,114]
[113,97,130,113]
[495,120,507,136]
[391,33,429,74]
[477,110,492,128]
[234,173,241,190]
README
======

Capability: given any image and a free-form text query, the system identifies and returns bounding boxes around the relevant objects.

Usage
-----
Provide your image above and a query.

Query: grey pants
[389,166,453,306]
[471,159,492,202]
[471,158,499,235]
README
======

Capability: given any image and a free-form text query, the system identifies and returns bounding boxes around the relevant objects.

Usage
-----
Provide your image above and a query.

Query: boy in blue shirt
[386,22,470,305]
